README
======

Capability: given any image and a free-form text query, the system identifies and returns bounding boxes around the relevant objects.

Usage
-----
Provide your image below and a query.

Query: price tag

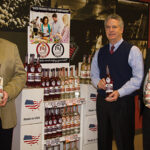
[65,136,71,143]
[50,138,60,146]
[46,140,51,146]
[61,100,66,107]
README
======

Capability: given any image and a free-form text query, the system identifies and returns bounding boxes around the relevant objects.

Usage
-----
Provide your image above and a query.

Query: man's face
[53,17,57,22]
[105,19,123,43]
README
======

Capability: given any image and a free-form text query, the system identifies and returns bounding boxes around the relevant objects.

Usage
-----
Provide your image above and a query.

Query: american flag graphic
[24,134,40,145]
[90,93,97,101]
[25,99,42,111]
[89,124,97,131]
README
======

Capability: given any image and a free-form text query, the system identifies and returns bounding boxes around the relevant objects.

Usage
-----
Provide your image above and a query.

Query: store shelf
[45,134,80,146]
[44,98,85,108]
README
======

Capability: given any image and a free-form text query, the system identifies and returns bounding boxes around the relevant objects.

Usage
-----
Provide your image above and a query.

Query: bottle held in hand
[105,65,113,99]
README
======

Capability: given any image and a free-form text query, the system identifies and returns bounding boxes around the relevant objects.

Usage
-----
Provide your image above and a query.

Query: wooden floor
[112,133,143,150]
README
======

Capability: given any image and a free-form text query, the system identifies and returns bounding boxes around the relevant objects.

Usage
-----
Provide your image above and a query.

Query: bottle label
[47,126,52,134]
[41,81,45,87]
[106,83,113,93]
[57,80,61,86]
[52,81,56,86]
[49,86,55,95]
[46,81,50,87]
[30,67,35,73]
[74,115,80,126]
[65,85,70,93]
[80,71,87,78]
[86,70,90,79]
[45,121,48,126]
[44,87,49,96]
[55,86,61,94]
[35,73,41,82]
[28,73,34,82]
[38,67,42,73]
[62,117,66,129]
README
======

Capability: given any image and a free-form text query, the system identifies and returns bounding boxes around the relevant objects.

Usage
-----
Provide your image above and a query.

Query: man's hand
[105,90,120,102]
[97,78,106,90]
[0,91,8,106]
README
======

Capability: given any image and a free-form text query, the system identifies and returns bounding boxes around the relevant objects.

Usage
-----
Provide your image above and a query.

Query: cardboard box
[15,88,44,125]
[83,115,98,145]
[83,143,98,150]
[80,84,97,116]
[12,123,43,150]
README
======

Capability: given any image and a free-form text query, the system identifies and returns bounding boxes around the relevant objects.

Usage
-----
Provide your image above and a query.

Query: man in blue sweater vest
[91,14,144,150]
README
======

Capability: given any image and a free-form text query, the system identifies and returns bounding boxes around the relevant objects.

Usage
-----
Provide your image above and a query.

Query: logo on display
[90,93,97,102]
[36,42,50,58]
[52,43,64,57]
[89,124,97,131]
[25,99,42,111]
[24,134,41,145]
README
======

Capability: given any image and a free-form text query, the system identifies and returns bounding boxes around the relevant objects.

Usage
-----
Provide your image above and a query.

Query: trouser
[143,106,150,150]
[96,94,135,150]
[0,119,13,150]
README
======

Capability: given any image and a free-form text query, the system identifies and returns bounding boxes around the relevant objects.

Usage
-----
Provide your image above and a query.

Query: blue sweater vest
[97,41,133,96]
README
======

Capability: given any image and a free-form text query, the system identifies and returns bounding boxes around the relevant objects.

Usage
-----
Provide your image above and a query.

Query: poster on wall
[28,6,70,68]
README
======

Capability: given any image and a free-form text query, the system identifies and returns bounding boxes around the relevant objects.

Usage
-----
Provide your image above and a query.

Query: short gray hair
[104,14,124,28]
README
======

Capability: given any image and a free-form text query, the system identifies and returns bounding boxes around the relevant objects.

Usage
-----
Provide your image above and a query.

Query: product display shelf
[43,97,85,150]
[44,98,85,108]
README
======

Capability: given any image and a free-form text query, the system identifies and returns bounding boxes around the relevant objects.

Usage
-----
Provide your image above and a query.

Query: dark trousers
[0,119,13,150]
[143,106,150,150]
[96,94,135,150]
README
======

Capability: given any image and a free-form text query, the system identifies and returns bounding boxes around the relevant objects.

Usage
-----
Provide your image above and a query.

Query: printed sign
[28,7,70,68]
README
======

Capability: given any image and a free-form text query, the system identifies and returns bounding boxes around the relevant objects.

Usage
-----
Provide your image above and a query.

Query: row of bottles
[45,141,79,150]
[80,55,91,84]
[45,106,80,140]
[42,67,80,101]
[24,54,80,101]
[24,54,42,87]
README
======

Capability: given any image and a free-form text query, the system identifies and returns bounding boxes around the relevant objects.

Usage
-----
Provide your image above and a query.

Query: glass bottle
[56,108,62,137]
[70,106,75,135]
[67,142,72,150]
[35,54,42,87]
[62,107,67,136]
[44,69,50,101]
[86,55,91,84]
[47,108,53,139]
[26,54,35,87]
[74,67,80,99]
[49,69,56,100]
[51,108,57,138]
[60,67,65,99]
[72,141,78,150]
[55,68,61,100]
[66,107,71,135]
[80,55,87,84]
[45,108,49,140]
[65,68,70,99]
[63,142,66,150]
[74,106,80,134]
[69,67,75,99]
[105,65,113,98]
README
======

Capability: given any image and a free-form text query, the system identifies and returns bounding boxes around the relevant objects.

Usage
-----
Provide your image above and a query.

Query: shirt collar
[109,39,123,51]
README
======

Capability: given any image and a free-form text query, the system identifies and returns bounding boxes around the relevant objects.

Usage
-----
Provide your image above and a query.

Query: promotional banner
[28,6,70,68]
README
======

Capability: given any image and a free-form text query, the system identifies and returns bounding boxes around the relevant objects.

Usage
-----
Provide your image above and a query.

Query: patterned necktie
[110,45,115,54]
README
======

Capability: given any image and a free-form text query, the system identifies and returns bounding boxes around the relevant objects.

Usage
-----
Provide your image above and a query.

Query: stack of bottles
[44,106,80,140]
[45,141,79,150]
[80,55,91,84]
[24,54,80,101]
